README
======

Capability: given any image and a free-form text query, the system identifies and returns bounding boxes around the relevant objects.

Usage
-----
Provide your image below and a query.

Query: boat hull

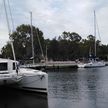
[0,74,22,85]
[17,68,48,94]
[78,61,105,68]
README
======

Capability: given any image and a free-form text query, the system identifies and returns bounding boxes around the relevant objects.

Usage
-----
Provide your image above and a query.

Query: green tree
[1,42,12,58]
[48,38,59,61]
[1,24,45,61]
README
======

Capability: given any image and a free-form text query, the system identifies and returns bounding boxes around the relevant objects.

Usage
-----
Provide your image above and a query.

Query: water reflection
[48,67,108,108]
[84,68,100,108]
[0,87,48,108]
[48,70,80,100]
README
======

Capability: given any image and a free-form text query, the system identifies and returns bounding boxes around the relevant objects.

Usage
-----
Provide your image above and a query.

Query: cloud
[24,0,94,38]
[0,0,108,50]
[24,0,97,38]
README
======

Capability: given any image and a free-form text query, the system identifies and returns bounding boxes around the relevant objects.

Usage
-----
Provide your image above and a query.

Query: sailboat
[78,11,105,68]
[0,0,48,94]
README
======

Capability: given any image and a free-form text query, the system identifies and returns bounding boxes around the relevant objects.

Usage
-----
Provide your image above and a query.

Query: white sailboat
[0,0,48,94]
[78,11,105,68]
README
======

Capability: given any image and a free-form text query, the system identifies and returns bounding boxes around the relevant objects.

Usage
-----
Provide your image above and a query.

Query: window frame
[0,63,8,71]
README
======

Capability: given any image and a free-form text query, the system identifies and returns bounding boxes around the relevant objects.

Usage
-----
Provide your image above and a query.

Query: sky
[0,0,108,50]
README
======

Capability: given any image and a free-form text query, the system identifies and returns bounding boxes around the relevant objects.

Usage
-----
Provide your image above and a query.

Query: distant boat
[78,11,105,68]
[78,60,105,68]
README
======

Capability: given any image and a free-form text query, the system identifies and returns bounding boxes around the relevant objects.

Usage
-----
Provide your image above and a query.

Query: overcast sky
[0,0,108,50]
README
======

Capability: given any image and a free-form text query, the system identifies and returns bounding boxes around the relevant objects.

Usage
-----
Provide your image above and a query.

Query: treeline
[1,24,108,62]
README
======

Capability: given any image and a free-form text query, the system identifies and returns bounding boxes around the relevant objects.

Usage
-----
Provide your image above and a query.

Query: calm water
[48,66,108,108]
[1,66,108,108]
[0,87,48,108]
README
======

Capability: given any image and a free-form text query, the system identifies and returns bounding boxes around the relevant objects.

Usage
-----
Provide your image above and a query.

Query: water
[1,67,108,108]
[0,87,48,108]
[48,67,108,108]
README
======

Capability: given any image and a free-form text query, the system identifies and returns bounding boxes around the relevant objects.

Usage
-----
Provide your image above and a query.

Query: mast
[94,10,96,57]
[3,0,16,61]
[30,12,35,65]
[45,45,48,62]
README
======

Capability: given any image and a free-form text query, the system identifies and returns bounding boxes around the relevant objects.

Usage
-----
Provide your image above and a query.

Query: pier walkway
[21,61,78,70]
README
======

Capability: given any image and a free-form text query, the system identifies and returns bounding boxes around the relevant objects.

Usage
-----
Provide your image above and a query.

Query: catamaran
[0,58,48,93]
[0,0,48,94]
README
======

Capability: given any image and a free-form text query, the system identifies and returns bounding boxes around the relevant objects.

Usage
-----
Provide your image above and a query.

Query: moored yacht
[0,58,48,94]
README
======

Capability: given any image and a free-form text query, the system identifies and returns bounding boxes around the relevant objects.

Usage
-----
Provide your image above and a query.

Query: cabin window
[13,63,16,70]
[0,63,7,71]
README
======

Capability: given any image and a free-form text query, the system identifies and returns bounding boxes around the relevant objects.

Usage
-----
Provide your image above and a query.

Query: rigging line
[95,17,102,42]
[3,0,16,62]
[3,0,11,35]
[36,28,45,59]
[94,10,96,57]
[32,12,45,60]
[30,12,35,65]
[6,0,17,68]
[7,0,15,32]
[0,0,4,28]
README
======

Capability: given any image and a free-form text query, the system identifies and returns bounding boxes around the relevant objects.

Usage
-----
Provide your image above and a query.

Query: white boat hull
[0,68,48,94]
[78,61,105,68]
[0,73,22,85]
[18,68,48,94]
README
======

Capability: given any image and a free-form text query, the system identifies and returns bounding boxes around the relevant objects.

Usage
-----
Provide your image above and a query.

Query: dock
[21,61,78,70]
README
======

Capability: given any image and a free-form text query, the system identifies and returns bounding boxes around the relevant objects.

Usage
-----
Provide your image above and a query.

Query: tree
[87,35,95,41]
[1,42,12,58]
[48,38,60,61]
[60,31,82,42]
[69,32,82,42]
[1,24,45,61]
[1,27,108,61]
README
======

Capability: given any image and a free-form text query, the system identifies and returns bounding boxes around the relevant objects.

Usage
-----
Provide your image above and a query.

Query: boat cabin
[0,58,18,74]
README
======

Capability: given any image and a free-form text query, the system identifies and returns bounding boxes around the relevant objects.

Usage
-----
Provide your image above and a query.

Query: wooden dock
[21,61,78,70]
